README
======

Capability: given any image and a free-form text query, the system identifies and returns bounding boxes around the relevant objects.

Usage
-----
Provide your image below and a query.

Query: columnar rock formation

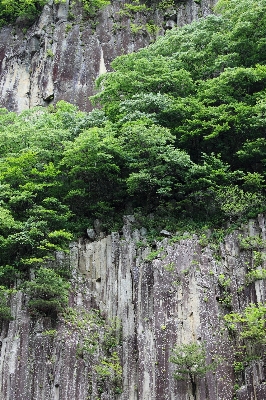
[0,0,216,112]
[1,215,266,399]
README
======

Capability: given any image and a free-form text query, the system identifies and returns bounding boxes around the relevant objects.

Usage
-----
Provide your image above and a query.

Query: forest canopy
[0,0,265,304]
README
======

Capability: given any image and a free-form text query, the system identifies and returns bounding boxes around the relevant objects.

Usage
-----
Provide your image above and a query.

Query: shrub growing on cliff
[0,0,109,27]
[24,267,70,318]
[82,0,110,17]
[224,302,266,344]
[95,352,123,395]
[0,286,13,321]
[170,342,219,399]
[0,0,47,25]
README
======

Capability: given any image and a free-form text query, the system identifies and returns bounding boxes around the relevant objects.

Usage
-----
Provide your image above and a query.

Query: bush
[24,267,70,317]
[170,342,220,399]
[170,342,219,381]
[0,0,110,27]
[0,286,13,321]
[0,265,20,287]
[0,0,47,26]
[82,0,110,17]
[224,302,266,344]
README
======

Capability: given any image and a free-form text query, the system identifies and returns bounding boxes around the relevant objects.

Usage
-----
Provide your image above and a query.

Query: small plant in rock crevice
[164,262,175,272]
[145,247,164,261]
[217,274,232,308]
[46,49,54,58]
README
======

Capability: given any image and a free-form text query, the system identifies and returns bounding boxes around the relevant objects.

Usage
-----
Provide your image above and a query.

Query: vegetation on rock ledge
[0,0,110,26]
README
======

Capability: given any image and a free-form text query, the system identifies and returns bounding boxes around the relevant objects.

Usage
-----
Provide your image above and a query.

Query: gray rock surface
[0,0,216,112]
[1,215,266,399]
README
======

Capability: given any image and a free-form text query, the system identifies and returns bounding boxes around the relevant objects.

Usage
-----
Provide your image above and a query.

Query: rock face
[0,0,216,112]
[1,215,266,399]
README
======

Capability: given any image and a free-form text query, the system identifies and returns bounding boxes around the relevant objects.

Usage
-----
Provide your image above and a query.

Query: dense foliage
[0,0,110,26]
[0,0,50,25]
[0,0,265,315]
[24,267,70,317]
[92,0,266,226]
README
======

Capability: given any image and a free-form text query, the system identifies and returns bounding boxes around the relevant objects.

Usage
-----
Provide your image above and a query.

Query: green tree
[118,122,192,211]
[0,104,77,280]
[170,342,219,399]
[61,125,124,228]
[24,267,70,317]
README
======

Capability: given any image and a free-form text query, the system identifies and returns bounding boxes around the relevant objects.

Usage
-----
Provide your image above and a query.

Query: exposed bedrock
[1,215,266,399]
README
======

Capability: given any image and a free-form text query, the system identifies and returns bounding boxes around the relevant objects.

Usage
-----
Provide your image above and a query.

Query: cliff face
[0,0,216,112]
[1,215,266,400]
